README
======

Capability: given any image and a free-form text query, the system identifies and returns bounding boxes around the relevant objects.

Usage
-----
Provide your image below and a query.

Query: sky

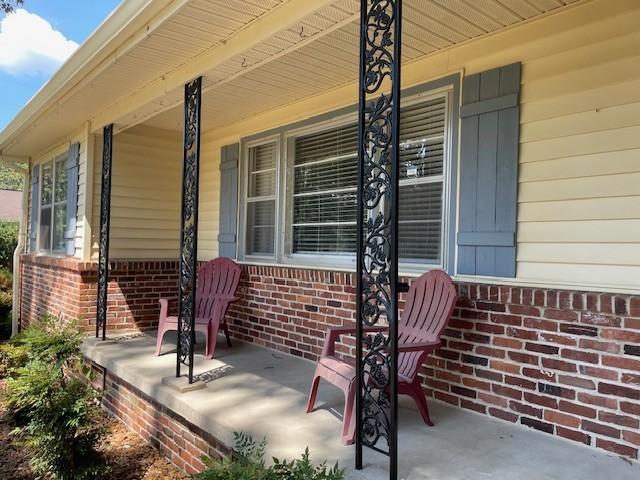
[0,0,121,130]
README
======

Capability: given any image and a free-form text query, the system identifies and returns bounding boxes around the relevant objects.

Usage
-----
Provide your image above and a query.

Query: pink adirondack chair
[155,258,241,359]
[306,269,457,445]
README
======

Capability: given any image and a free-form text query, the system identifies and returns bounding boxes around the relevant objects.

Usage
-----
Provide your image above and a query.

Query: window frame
[37,153,68,255]
[282,111,359,269]
[236,76,459,275]
[238,134,281,261]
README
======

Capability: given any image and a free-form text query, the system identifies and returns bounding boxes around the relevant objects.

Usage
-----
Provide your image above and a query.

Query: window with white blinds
[398,96,446,264]
[240,90,450,268]
[290,124,358,255]
[245,141,277,256]
[287,95,447,264]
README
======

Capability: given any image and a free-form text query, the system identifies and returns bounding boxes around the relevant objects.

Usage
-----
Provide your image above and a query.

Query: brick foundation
[19,255,179,333]
[20,257,640,460]
[228,265,640,460]
[90,362,229,474]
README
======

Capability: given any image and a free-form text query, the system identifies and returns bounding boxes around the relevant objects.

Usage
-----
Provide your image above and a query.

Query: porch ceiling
[131,0,585,133]
[1,0,583,156]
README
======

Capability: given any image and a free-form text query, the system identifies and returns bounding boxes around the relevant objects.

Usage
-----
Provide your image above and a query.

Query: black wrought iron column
[96,123,113,340]
[176,77,202,383]
[355,1,402,478]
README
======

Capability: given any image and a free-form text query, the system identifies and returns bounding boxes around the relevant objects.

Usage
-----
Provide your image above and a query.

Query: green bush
[2,317,107,479]
[0,342,28,379]
[0,221,18,270]
[0,268,12,339]
[195,432,344,480]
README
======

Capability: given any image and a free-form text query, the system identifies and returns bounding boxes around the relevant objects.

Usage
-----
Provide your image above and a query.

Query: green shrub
[2,317,107,479]
[0,342,29,379]
[0,221,18,270]
[195,432,344,480]
[0,268,12,339]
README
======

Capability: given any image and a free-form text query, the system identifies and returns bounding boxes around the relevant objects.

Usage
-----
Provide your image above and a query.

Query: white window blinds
[291,124,358,254]
[287,95,447,264]
[245,141,277,256]
[398,96,446,264]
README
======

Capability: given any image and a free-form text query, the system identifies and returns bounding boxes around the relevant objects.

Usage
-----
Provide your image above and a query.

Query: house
[0,0,639,478]
[0,188,23,222]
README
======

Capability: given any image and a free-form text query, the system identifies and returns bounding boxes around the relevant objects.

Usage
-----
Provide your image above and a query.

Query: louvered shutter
[64,143,80,255]
[29,164,39,252]
[218,143,239,258]
[457,63,520,277]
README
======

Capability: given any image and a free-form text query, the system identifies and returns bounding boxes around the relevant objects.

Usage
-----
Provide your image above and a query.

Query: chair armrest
[321,325,388,357]
[398,340,440,353]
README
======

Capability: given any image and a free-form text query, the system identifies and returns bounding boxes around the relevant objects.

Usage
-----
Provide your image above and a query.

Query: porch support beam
[90,0,340,132]
[355,1,402,479]
[176,77,202,383]
[96,123,113,340]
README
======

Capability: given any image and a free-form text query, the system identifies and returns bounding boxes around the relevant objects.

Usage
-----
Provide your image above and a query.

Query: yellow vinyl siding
[192,0,640,292]
[197,133,223,261]
[517,0,640,290]
[90,126,181,259]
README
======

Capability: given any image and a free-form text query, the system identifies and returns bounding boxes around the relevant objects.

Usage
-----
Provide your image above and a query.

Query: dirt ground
[0,380,190,480]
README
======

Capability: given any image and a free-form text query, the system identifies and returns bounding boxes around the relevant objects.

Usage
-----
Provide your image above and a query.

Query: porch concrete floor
[83,333,639,480]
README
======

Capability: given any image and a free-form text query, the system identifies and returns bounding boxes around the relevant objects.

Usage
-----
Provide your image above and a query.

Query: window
[244,140,278,257]
[239,87,453,271]
[398,96,447,265]
[286,123,358,256]
[39,155,67,253]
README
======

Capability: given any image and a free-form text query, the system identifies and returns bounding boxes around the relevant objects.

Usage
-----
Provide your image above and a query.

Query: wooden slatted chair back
[398,270,457,379]
[195,258,241,320]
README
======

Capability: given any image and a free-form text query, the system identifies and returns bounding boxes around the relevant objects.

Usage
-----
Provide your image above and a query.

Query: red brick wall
[91,362,228,474]
[227,265,640,460]
[19,258,640,460]
[19,255,179,333]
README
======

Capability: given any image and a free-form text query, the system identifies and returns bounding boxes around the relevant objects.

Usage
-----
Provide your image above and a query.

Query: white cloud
[0,9,78,76]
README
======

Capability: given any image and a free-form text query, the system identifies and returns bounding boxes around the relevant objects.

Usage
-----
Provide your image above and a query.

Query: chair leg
[342,380,356,445]
[306,374,321,413]
[406,379,434,426]
[206,320,221,360]
[223,321,232,347]
[155,323,171,356]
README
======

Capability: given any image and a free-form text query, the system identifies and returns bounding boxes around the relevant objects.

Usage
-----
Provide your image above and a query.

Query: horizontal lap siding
[91,127,182,259]
[518,4,640,290]
[198,134,222,261]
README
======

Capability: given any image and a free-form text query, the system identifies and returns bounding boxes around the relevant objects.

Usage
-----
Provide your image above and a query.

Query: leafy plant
[0,221,18,270]
[1,317,107,479]
[195,432,344,480]
[0,342,28,379]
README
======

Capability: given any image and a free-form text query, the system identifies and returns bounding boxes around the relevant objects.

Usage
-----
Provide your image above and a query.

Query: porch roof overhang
[0,0,589,158]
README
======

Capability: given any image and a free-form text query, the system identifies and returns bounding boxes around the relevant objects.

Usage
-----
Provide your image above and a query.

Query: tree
[1,1,23,15]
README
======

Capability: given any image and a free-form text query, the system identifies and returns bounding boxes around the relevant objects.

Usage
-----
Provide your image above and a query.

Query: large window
[239,88,452,270]
[39,155,67,253]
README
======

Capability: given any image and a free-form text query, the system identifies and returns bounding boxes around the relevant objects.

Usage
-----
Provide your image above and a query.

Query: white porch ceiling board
[141,0,582,133]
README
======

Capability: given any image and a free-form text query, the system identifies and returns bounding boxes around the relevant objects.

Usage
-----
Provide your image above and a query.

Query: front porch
[83,333,639,480]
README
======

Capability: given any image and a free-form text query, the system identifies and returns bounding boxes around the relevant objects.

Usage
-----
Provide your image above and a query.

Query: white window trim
[37,153,68,255]
[238,134,281,262]
[237,84,456,275]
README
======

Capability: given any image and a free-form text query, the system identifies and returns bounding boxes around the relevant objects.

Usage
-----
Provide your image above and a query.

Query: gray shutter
[218,143,239,258]
[64,143,80,256]
[457,63,520,277]
[29,164,40,252]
